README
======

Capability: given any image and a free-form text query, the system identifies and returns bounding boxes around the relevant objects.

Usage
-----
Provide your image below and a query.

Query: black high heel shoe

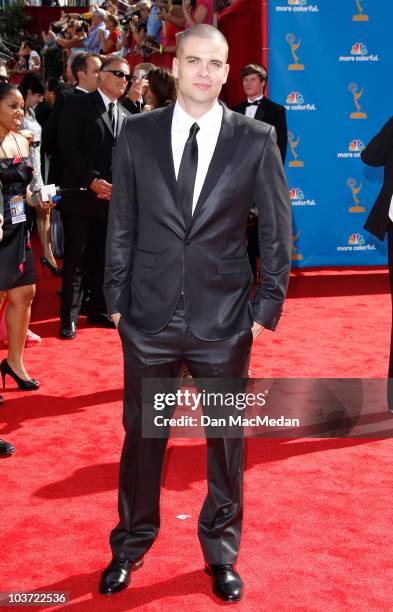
[0,360,40,391]
[0,439,15,457]
[40,256,62,277]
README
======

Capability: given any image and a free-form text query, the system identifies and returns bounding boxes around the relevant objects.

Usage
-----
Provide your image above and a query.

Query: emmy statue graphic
[352,0,369,21]
[349,83,367,119]
[288,132,304,167]
[291,230,303,261]
[286,33,305,71]
[347,178,365,213]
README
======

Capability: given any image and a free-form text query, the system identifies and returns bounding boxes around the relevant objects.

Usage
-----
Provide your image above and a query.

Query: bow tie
[246,100,260,107]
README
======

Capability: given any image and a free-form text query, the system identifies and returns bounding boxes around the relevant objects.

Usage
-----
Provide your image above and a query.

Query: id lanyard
[0,134,27,224]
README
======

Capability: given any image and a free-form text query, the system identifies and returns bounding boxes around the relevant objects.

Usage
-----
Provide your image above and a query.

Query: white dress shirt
[245,95,263,119]
[98,88,118,134]
[75,85,89,94]
[171,100,223,213]
[389,195,393,222]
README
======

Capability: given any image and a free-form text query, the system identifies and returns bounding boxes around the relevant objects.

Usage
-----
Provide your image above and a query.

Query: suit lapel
[117,106,127,137]
[92,90,114,137]
[190,104,239,228]
[255,98,267,122]
[154,105,187,232]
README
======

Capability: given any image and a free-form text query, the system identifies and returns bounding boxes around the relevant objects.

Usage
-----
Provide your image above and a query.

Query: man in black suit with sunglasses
[58,57,131,339]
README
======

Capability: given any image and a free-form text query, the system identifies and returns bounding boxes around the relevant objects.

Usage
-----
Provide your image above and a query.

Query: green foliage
[0,1,31,50]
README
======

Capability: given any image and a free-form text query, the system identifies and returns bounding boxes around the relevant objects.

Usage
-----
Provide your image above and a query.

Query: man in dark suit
[361,116,393,408]
[233,64,288,283]
[58,56,131,339]
[43,52,102,186]
[100,25,291,602]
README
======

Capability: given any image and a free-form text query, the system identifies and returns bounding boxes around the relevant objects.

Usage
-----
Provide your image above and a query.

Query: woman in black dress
[0,82,41,392]
[0,178,15,456]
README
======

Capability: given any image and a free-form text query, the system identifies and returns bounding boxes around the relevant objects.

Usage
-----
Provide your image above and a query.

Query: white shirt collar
[98,87,118,107]
[172,100,222,133]
[247,94,264,104]
[75,85,89,93]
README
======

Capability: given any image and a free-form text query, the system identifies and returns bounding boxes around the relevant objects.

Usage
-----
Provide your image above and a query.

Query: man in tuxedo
[100,25,291,602]
[361,116,393,409]
[233,63,288,282]
[58,56,131,339]
[43,52,102,185]
[233,63,287,162]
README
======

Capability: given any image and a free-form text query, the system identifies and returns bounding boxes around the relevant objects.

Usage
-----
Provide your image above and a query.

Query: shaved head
[176,25,229,61]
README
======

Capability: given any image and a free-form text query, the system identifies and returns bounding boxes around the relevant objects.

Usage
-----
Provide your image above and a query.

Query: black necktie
[246,100,260,107]
[177,122,200,228]
[108,102,116,133]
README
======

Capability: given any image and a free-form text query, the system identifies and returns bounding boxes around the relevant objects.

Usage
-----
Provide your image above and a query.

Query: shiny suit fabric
[104,103,292,563]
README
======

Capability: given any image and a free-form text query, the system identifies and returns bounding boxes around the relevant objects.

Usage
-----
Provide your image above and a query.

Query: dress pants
[60,207,107,325]
[387,222,393,411]
[110,299,253,564]
[388,221,393,377]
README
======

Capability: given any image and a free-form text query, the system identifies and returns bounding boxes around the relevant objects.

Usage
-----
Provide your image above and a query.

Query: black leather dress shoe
[99,557,143,595]
[59,322,77,339]
[205,563,243,602]
[87,314,115,329]
[0,439,16,457]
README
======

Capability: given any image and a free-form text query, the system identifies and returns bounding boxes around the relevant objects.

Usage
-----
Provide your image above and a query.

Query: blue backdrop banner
[268,0,393,267]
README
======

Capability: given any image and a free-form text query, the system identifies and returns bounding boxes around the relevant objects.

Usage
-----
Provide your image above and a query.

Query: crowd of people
[14,0,224,75]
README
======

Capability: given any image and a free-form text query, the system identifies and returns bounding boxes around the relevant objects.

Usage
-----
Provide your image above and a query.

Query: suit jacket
[233,97,288,163]
[121,97,144,115]
[104,103,292,341]
[58,90,130,217]
[42,86,85,185]
[362,116,393,241]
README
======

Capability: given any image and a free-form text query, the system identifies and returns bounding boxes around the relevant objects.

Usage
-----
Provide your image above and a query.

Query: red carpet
[1,247,393,611]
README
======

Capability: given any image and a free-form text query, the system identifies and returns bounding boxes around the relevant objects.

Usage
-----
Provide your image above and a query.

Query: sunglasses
[101,69,131,81]
[0,75,9,83]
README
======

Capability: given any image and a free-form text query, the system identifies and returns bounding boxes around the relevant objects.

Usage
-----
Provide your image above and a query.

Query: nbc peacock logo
[286,92,303,104]
[289,187,316,207]
[337,232,376,252]
[339,42,379,63]
[351,42,368,55]
[285,92,317,111]
[348,233,365,245]
[289,188,304,200]
[337,139,365,159]
[349,140,365,152]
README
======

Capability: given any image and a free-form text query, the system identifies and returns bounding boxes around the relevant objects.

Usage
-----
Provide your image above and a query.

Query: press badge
[9,195,26,224]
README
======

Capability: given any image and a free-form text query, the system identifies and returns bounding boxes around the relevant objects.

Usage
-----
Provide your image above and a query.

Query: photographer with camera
[126,1,165,60]
[121,62,154,114]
